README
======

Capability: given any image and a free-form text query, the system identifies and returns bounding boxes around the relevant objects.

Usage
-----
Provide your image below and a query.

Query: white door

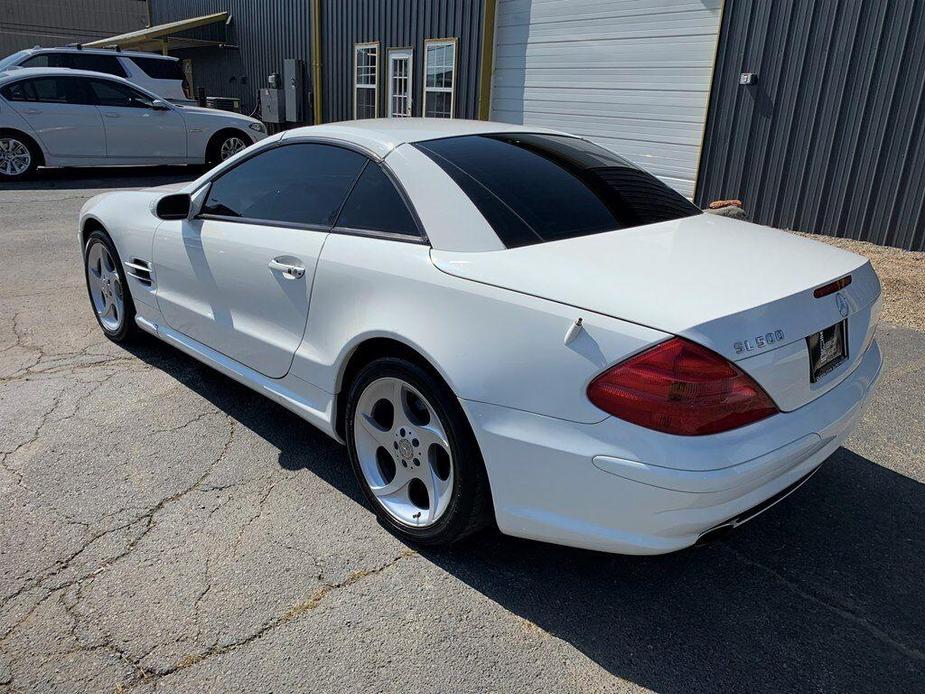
[152,142,369,378]
[490,0,723,197]
[388,49,413,117]
[2,75,106,160]
[85,77,187,160]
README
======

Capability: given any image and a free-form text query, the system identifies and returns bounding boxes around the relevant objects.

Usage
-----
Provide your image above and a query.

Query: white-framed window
[423,38,456,118]
[354,41,378,119]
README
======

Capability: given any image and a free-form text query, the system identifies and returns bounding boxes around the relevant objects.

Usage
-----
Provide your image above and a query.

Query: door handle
[103,112,120,118]
[21,108,41,115]
[268,258,305,279]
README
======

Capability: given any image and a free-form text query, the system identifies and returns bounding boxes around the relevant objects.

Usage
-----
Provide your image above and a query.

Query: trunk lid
[431,214,881,411]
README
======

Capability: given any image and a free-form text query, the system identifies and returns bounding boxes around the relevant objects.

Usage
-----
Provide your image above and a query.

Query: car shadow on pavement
[123,338,925,693]
[3,165,206,191]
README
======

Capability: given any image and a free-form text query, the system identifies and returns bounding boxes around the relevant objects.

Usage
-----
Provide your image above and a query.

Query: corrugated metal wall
[0,0,148,56]
[320,0,485,122]
[151,0,313,120]
[696,0,925,251]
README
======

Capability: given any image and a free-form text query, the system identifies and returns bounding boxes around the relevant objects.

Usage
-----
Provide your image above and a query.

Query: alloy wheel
[353,377,455,528]
[86,242,124,332]
[0,137,31,177]
[219,136,247,160]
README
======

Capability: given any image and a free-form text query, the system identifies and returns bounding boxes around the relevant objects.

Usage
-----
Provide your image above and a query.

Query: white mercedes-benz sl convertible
[79,119,883,554]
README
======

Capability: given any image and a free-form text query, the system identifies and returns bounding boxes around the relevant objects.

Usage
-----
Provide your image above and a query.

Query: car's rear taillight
[587,338,779,436]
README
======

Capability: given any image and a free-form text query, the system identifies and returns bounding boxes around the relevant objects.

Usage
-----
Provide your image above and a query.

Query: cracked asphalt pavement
[1,167,924,693]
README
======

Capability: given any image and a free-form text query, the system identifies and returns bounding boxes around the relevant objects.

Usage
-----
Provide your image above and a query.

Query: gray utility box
[284,58,304,123]
[260,87,285,123]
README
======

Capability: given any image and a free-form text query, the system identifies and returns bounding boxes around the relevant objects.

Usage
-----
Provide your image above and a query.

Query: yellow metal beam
[477,0,498,120]
[311,0,323,124]
[81,11,229,50]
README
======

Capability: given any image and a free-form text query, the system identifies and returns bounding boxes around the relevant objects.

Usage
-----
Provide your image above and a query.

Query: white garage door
[491,0,723,197]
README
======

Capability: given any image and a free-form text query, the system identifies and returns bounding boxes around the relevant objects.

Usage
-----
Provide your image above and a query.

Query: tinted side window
[414,134,701,248]
[18,52,126,76]
[68,54,127,77]
[0,77,91,105]
[87,79,151,108]
[336,164,419,237]
[201,144,367,227]
[20,54,51,68]
[130,57,184,80]
[0,81,32,101]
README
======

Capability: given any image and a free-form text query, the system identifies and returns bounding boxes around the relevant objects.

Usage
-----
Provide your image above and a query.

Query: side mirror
[151,99,170,110]
[155,193,191,220]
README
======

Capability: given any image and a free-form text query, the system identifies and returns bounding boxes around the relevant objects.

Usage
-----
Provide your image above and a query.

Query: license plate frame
[807,320,848,383]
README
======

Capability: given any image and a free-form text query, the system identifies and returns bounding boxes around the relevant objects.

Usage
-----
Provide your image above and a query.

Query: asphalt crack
[142,549,418,687]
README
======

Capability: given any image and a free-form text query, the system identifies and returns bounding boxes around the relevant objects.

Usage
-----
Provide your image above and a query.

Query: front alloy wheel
[219,135,247,161]
[83,230,137,343]
[345,357,492,545]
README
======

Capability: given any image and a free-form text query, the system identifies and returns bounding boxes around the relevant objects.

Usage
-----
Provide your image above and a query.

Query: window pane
[355,87,376,119]
[355,46,377,86]
[88,79,150,108]
[20,54,51,68]
[415,134,700,247]
[425,42,454,88]
[129,57,183,80]
[7,77,90,105]
[70,54,127,77]
[202,144,367,227]
[424,91,451,118]
[336,164,419,236]
[0,81,32,101]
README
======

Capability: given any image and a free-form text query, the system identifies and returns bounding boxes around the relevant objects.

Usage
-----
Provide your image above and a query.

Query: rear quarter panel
[292,233,670,424]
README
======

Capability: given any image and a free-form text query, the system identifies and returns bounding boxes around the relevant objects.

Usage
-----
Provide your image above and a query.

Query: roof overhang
[81,12,230,52]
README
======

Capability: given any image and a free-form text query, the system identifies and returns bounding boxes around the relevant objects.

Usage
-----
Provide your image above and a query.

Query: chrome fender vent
[124,258,154,287]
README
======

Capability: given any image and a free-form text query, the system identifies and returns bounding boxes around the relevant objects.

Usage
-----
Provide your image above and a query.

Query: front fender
[78,191,165,307]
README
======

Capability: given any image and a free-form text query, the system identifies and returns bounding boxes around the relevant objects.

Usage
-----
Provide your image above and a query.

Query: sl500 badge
[734,330,785,355]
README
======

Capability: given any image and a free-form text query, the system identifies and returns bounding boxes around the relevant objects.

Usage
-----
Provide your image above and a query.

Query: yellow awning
[81,12,230,53]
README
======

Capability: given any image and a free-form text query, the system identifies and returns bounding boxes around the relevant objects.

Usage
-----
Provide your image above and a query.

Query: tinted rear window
[414,133,700,248]
[20,52,126,77]
[129,56,184,80]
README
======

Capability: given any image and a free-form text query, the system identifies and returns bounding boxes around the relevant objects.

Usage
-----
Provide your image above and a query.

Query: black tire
[0,131,39,181]
[83,229,138,343]
[345,356,493,546]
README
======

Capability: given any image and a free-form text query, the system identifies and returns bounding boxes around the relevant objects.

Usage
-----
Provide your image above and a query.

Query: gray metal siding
[151,0,313,120]
[321,0,485,123]
[0,0,148,56]
[697,0,925,251]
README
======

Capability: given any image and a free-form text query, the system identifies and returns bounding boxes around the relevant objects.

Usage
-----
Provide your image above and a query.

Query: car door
[0,76,105,159]
[85,78,187,160]
[152,142,368,378]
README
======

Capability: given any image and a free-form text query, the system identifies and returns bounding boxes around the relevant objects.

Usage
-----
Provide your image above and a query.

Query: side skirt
[135,315,343,443]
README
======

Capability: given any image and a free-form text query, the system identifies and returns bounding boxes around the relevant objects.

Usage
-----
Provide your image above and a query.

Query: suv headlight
[249,122,266,133]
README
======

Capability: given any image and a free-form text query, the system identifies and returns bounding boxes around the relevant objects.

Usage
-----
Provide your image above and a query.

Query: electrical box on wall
[260,87,285,123]
[284,58,304,123]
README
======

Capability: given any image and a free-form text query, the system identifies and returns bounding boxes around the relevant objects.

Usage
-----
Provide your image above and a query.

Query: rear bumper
[462,339,882,555]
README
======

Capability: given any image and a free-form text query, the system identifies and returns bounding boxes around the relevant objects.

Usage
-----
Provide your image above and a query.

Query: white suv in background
[0,47,192,104]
